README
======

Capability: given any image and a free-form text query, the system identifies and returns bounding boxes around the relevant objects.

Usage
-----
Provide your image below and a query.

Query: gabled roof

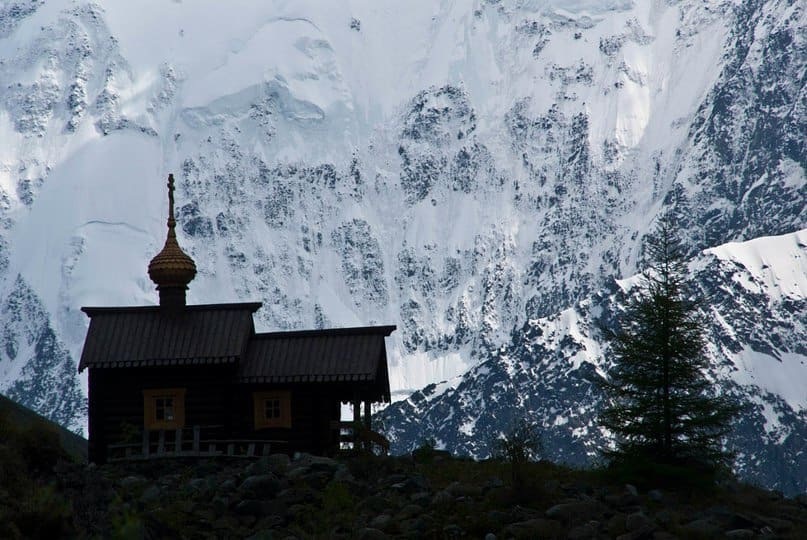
[240,326,395,395]
[78,303,261,371]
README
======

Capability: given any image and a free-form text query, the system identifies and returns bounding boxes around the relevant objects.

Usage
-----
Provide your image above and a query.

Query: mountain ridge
[0,0,803,491]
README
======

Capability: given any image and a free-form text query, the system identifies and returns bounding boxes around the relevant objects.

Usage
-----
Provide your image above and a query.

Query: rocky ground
[22,451,804,539]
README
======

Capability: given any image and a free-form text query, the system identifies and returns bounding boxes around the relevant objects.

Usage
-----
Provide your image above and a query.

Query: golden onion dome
[148,174,196,289]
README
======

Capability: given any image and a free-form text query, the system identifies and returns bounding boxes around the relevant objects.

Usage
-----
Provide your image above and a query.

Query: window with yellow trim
[143,388,186,430]
[253,390,291,429]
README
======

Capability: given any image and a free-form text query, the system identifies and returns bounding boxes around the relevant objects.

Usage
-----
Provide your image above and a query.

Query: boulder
[234,499,264,516]
[396,504,423,521]
[369,514,392,531]
[625,512,655,533]
[277,487,317,505]
[682,518,722,536]
[361,494,392,513]
[140,485,160,505]
[239,474,281,499]
[187,477,209,494]
[357,528,389,540]
[245,457,272,476]
[568,522,598,539]
[443,523,464,538]
[546,500,606,522]
[432,489,454,505]
[332,466,355,484]
[725,530,755,538]
[219,478,237,492]
[501,518,562,539]
[120,475,147,490]
[267,453,291,474]
[246,529,278,540]
[409,491,431,506]
[446,480,482,498]
[607,513,627,536]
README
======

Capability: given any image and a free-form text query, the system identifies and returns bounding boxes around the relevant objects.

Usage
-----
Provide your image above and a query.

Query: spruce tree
[600,219,738,470]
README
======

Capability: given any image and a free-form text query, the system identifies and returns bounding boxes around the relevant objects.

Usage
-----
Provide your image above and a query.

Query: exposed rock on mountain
[0,0,803,492]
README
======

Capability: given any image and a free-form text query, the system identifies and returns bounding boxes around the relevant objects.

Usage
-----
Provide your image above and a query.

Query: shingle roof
[78,303,261,371]
[239,326,396,387]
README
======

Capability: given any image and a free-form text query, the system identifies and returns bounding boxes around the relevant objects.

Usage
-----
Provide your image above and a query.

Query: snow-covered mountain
[0,1,803,488]
[381,229,807,494]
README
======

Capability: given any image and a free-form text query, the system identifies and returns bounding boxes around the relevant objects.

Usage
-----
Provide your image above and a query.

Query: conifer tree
[600,219,738,469]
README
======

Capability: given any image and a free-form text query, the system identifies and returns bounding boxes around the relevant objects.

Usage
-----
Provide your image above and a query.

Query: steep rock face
[0,275,85,432]
[380,230,807,495]
[0,0,802,486]
[670,0,806,250]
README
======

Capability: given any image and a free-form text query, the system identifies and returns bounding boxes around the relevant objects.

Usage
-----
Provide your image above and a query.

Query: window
[253,390,291,429]
[155,397,175,421]
[143,388,186,430]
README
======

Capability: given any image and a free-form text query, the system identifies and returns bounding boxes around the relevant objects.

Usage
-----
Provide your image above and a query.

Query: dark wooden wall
[87,369,377,462]
[231,384,341,456]
[88,365,236,463]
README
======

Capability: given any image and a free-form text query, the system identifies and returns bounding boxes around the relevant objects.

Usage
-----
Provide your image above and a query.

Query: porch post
[352,399,361,450]
[352,399,360,423]
[364,400,372,431]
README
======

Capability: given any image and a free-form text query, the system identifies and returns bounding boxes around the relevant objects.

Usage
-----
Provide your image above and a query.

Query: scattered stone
[239,474,281,499]
[332,465,355,483]
[410,491,431,506]
[140,484,160,504]
[211,495,228,515]
[432,489,454,505]
[246,530,275,540]
[607,513,627,536]
[625,511,654,532]
[759,516,793,531]
[219,478,237,491]
[187,477,209,493]
[357,528,389,540]
[653,509,676,527]
[369,513,392,530]
[396,503,423,520]
[277,486,317,505]
[286,466,311,480]
[725,530,755,538]
[485,476,505,490]
[267,453,291,474]
[682,518,721,536]
[568,521,598,539]
[362,494,391,513]
[245,457,272,476]
[546,500,606,522]
[47,452,807,539]
[120,475,147,489]
[502,518,563,539]
[446,480,482,497]
[234,500,264,516]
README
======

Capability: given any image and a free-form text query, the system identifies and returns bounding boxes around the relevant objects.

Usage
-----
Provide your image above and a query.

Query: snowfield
[0,0,804,491]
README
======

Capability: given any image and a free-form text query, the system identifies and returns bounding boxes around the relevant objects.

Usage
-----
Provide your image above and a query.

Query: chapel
[79,175,394,463]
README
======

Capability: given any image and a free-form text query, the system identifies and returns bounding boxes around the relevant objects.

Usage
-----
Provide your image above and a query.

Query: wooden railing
[107,425,286,462]
[330,421,390,455]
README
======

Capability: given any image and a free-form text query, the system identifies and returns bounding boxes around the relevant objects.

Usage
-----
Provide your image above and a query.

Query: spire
[148,174,196,309]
